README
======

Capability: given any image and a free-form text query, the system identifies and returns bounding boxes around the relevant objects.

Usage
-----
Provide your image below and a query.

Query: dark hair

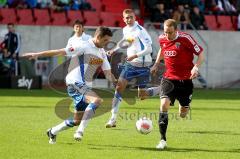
[94,26,113,38]
[72,20,84,27]
[7,23,14,26]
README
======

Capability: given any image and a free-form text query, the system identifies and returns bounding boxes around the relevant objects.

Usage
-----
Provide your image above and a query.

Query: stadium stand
[0,8,17,24]
[205,15,237,30]
[66,10,84,25]
[50,10,68,26]
[16,9,35,25]
[87,0,102,13]
[0,0,238,30]
[100,12,119,27]
[33,9,51,25]
[83,11,100,26]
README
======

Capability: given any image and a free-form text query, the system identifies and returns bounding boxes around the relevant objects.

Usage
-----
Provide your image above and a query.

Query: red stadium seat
[17,9,34,25]
[232,16,238,30]
[83,11,100,26]
[104,6,127,13]
[51,11,67,26]
[101,0,130,13]
[218,16,234,30]
[205,15,236,31]
[0,8,16,24]
[33,9,51,25]
[100,12,117,27]
[67,10,84,25]
[114,14,125,27]
[205,15,218,30]
[87,0,102,12]
[101,0,127,4]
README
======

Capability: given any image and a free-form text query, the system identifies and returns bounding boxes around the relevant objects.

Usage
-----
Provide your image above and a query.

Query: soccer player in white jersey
[22,27,117,144]
[105,9,153,128]
[66,20,92,48]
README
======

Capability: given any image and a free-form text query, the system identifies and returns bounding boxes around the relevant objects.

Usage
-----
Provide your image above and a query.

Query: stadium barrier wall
[0,25,239,88]
[0,75,42,89]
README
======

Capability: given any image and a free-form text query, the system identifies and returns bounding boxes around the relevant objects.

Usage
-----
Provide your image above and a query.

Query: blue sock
[65,118,76,127]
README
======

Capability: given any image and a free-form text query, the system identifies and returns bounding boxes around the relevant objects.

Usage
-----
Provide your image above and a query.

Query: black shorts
[160,78,193,107]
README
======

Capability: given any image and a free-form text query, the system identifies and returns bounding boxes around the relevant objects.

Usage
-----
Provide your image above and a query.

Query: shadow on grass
[162,147,240,153]
[192,107,240,111]
[0,105,52,109]
[87,143,240,153]
[184,130,240,136]
[106,128,129,131]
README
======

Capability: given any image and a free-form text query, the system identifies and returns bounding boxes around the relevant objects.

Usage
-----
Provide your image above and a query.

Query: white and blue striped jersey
[66,32,92,48]
[123,21,152,67]
[64,39,111,86]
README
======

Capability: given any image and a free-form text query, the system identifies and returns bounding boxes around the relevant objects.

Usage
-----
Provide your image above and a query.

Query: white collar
[73,32,85,38]
[126,21,138,30]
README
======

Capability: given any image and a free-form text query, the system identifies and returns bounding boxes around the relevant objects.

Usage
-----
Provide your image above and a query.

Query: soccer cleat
[47,128,56,144]
[156,139,167,150]
[105,119,116,128]
[138,88,149,100]
[74,131,83,141]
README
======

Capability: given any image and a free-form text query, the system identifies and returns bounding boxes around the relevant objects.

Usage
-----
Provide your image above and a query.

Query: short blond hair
[164,19,178,29]
[123,9,134,16]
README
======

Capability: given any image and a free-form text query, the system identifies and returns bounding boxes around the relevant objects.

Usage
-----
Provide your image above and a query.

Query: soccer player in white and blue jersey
[22,27,116,144]
[66,20,92,48]
[105,9,153,127]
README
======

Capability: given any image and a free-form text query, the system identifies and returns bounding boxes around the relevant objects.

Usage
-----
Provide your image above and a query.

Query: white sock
[76,103,96,133]
[110,92,122,120]
[147,86,160,97]
[51,121,71,135]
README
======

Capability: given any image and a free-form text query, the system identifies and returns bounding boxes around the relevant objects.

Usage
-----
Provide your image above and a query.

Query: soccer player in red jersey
[143,19,204,149]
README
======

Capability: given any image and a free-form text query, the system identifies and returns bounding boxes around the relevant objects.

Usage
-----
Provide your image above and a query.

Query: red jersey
[159,31,203,80]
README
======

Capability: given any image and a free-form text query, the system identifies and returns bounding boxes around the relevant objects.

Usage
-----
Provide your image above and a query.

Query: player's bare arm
[103,69,117,84]
[21,48,66,60]
[190,52,204,79]
[126,54,138,61]
[151,49,163,75]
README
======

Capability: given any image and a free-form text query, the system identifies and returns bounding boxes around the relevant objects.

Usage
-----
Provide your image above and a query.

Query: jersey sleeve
[183,34,203,55]
[64,44,84,56]
[122,28,128,40]
[138,28,152,46]
[65,38,71,48]
[82,33,92,41]
[158,35,164,55]
[101,51,111,71]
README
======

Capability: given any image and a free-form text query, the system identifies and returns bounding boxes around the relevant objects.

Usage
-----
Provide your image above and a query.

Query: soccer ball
[136,117,153,135]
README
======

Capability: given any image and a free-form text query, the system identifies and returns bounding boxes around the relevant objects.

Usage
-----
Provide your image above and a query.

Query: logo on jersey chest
[68,47,74,52]
[89,58,103,65]
[175,42,181,48]
[164,50,177,57]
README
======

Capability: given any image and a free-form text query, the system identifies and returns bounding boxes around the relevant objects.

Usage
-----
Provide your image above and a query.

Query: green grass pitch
[0,89,240,159]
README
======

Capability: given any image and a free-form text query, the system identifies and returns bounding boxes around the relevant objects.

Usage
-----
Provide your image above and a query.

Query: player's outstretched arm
[107,38,134,56]
[21,48,66,60]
